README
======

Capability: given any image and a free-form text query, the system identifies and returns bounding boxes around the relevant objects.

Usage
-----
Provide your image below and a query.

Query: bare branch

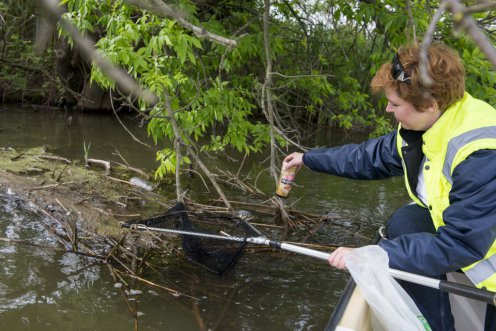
[125,0,237,47]
[406,0,417,43]
[163,93,233,210]
[262,0,278,186]
[419,3,446,87]
[40,0,158,106]
[110,92,151,148]
[444,0,496,69]
[463,1,496,14]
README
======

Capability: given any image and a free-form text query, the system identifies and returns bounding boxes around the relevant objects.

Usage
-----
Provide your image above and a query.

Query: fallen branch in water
[87,158,111,175]
[39,155,72,164]
[30,181,75,191]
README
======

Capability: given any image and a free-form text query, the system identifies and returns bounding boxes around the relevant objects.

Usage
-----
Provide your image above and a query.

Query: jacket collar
[421,92,470,157]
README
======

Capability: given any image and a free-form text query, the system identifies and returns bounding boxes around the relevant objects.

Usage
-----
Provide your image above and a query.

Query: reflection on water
[0,192,133,330]
[0,106,410,330]
[0,106,158,170]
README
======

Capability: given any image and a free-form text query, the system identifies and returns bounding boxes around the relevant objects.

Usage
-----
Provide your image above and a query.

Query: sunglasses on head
[391,53,411,84]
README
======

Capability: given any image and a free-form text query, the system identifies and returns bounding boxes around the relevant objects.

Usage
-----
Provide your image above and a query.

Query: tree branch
[125,0,237,47]
[162,93,233,210]
[419,3,446,87]
[262,0,278,186]
[39,0,157,106]
[444,0,496,69]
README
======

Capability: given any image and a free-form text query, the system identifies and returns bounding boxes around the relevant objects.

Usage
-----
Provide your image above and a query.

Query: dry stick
[107,265,137,318]
[163,92,233,211]
[54,164,69,182]
[444,0,496,69]
[40,0,157,106]
[262,0,278,187]
[110,92,151,148]
[463,1,496,14]
[94,207,141,218]
[113,268,198,300]
[105,234,128,263]
[33,202,73,247]
[31,181,75,191]
[185,168,210,192]
[174,136,182,202]
[419,3,447,87]
[262,0,293,228]
[112,150,150,179]
[87,158,111,175]
[110,159,150,179]
[236,152,248,178]
[39,155,71,164]
[106,240,146,270]
[125,0,236,47]
[192,299,207,331]
[55,198,69,213]
[406,0,417,43]
[216,169,267,199]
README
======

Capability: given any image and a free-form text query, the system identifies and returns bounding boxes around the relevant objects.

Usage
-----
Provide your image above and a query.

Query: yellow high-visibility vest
[396,92,496,291]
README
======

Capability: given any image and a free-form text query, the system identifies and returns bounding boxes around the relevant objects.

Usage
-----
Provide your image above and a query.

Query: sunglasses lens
[391,53,410,84]
[391,62,402,80]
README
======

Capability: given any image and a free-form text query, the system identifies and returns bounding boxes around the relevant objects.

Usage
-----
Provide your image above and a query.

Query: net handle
[121,223,329,260]
[121,223,248,242]
[122,223,496,305]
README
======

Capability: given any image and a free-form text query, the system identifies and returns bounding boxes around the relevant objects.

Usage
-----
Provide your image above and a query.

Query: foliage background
[1,0,495,180]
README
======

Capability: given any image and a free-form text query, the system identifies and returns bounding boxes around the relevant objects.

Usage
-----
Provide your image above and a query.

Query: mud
[0,146,172,238]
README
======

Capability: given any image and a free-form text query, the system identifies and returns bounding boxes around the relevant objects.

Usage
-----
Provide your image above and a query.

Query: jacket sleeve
[302,131,403,179]
[378,149,496,277]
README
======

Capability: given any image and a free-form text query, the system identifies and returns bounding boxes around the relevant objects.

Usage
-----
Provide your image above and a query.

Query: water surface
[0,106,409,330]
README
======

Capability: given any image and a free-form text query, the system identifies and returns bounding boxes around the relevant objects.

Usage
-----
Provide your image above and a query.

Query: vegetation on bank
[1,1,495,209]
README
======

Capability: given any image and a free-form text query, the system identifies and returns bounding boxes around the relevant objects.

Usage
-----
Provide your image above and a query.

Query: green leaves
[55,0,496,179]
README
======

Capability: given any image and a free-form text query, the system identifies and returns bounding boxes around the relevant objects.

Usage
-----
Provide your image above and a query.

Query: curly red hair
[371,43,465,112]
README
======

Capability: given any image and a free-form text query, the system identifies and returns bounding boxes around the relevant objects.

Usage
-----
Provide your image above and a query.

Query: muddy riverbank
[0,146,171,237]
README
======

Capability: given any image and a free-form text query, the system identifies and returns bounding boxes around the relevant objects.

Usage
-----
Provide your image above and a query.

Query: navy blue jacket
[303,131,496,277]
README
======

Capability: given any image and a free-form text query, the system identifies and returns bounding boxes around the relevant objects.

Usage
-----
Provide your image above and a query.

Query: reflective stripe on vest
[465,253,496,286]
[396,92,496,291]
[443,126,496,185]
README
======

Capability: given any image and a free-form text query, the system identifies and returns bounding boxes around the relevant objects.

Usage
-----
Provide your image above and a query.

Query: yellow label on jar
[276,166,296,198]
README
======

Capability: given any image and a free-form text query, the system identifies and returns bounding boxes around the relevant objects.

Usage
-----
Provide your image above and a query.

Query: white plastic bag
[344,245,431,331]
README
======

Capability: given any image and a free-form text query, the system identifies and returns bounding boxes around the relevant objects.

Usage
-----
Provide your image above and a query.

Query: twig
[110,96,151,148]
[112,267,197,300]
[463,1,496,14]
[87,158,111,175]
[110,159,150,179]
[419,3,446,87]
[39,0,158,105]
[262,0,278,187]
[94,207,141,218]
[30,181,75,191]
[163,92,233,210]
[55,198,69,213]
[124,0,237,47]
[39,155,71,164]
[443,0,496,70]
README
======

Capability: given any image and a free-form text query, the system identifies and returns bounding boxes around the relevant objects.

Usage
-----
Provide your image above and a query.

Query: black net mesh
[127,202,261,275]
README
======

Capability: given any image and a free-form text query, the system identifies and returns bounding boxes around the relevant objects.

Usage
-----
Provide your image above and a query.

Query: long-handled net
[123,202,262,275]
[122,203,496,305]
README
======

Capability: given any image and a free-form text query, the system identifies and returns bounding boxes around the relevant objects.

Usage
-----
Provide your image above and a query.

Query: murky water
[0,106,409,330]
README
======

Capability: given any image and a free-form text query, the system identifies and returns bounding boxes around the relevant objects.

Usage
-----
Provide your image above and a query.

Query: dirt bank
[0,146,172,238]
